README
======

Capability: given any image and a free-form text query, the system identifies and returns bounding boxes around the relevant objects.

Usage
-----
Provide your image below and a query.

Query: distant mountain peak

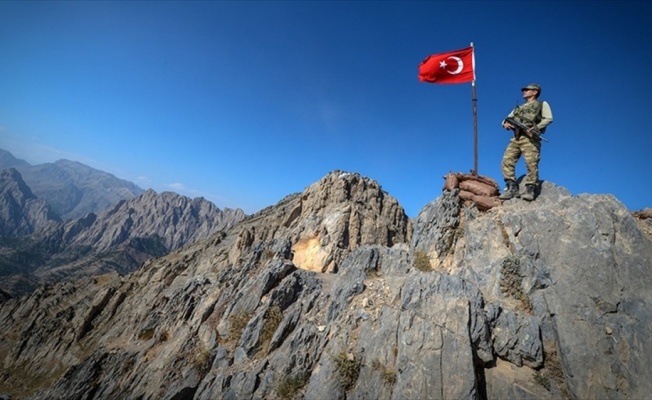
[0,148,30,169]
[0,168,60,237]
[1,167,36,200]
[0,148,145,219]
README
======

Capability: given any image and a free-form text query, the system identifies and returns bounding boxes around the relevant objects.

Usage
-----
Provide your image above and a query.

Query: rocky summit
[1,170,651,400]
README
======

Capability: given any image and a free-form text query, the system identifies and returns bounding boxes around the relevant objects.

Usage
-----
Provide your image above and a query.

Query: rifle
[504,117,549,142]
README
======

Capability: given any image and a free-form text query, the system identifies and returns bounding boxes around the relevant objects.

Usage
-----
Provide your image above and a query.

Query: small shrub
[522,295,533,312]
[543,345,566,384]
[533,372,550,391]
[158,330,169,342]
[259,306,283,353]
[137,328,155,341]
[413,251,432,272]
[228,312,253,341]
[263,248,275,260]
[371,359,397,385]
[194,345,212,373]
[276,373,307,399]
[122,356,136,371]
[333,352,361,390]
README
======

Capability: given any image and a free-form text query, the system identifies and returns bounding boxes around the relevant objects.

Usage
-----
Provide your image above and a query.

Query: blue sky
[1,1,650,217]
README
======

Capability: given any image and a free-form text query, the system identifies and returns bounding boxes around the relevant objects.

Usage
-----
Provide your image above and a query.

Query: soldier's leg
[522,138,541,186]
[501,139,521,182]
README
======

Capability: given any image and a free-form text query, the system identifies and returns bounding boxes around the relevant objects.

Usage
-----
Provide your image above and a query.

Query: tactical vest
[513,100,543,130]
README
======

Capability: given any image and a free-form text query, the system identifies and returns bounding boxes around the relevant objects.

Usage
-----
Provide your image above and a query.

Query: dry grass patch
[500,256,532,312]
[371,359,396,385]
[332,352,361,390]
[413,251,432,272]
[259,306,283,353]
[228,312,254,342]
[275,373,308,399]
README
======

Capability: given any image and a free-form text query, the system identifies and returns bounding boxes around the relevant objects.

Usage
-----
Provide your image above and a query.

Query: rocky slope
[0,171,650,400]
[34,189,246,254]
[0,149,144,220]
[0,168,61,237]
[0,188,246,298]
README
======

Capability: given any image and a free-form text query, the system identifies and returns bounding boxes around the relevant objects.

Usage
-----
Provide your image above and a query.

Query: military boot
[498,180,519,200]
[521,184,536,201]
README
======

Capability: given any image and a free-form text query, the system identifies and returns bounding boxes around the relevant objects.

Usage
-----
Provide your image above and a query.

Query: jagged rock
[0,171,650,400]
[445,182,652,399]
[228,171,410,274]
[38,189,245,253]
[0,189,246,297]
[0,168,61,236]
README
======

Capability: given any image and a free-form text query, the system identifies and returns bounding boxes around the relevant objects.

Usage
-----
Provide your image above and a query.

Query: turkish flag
[418,46,475,84]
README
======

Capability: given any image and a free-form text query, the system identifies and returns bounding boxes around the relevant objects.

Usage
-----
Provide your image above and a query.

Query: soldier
[498,83,553,201]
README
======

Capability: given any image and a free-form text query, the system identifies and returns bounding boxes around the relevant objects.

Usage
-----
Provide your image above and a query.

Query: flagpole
[470,42,478,176]
[472,81,478,175]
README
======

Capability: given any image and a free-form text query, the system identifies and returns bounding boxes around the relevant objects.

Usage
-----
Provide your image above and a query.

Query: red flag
[418,46,475,84]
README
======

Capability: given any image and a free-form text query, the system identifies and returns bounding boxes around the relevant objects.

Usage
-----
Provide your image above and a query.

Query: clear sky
[1,1,650,217]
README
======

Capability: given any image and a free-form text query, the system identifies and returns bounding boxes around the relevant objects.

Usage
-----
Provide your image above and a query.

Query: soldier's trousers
[501,135,541,186]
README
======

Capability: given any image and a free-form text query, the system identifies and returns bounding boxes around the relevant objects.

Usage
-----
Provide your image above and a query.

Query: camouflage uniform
[501,134,541,185]
[501,94,553,187]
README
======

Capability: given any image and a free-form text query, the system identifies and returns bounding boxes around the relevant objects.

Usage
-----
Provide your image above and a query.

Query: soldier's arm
[502,109,516,130]
[537,101,553,131]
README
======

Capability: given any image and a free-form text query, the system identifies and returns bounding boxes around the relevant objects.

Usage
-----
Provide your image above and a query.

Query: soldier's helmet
[521,83,541,94]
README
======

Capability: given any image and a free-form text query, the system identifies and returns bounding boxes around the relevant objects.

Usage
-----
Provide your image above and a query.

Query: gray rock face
[0,172,650,400]
[0,168,61,236]
[0,189,246,298]
[38,189,246,254]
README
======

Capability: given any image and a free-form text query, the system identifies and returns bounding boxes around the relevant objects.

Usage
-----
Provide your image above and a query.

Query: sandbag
[459,190,475,201]
[442,174,459,191]
[472,194,502,211]
[441,171,502,211]
[453,173,500,190]
[459,179,499,197]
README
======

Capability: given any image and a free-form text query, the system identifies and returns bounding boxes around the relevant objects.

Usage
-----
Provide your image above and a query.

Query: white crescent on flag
[446,56,463,75]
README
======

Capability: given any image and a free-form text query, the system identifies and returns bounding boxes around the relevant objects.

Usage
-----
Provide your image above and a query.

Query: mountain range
[0,149,144,221]
[1,168,651,399]
[0,149,246,297]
